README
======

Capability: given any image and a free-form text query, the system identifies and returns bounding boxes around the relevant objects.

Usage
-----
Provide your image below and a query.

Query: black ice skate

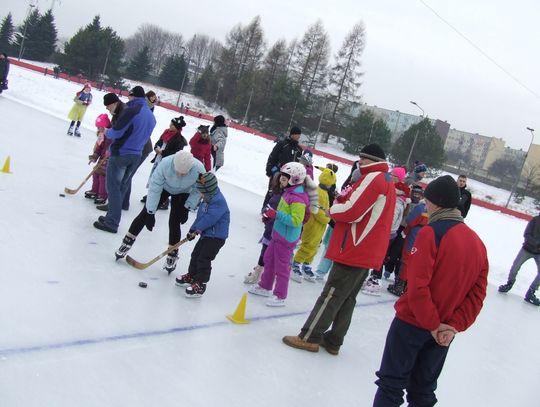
[185,282,206,298]
[175,273,193,287]
[498,281,514,293]
[84,191,97,199]
[163,249,179,275]
[115,235,135,260]
[67,125,74,136]
[524,289,540,306]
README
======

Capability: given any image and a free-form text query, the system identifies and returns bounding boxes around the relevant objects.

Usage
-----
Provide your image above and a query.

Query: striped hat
[196,172,219,198]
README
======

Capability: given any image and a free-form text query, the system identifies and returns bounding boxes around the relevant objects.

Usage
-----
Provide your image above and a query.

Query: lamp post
[505,127,535,207]
[176,46,191,107]
[18,3,36,61]
[243,87,254,125]
[406,100,425,170]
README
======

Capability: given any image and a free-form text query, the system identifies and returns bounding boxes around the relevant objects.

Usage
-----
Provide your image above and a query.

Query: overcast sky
[3,0,540,150]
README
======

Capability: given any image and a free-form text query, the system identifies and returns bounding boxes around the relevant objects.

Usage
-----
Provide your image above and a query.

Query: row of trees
[0,9,446,168]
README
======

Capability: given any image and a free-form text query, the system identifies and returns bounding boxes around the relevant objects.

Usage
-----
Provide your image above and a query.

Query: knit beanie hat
[173,151,194,174]
[391,167,406,183]
[214,115,226,126]
[299,149,313,166]
[290,126,302,136]
[171,116,186,130]
[196,172,219,198]
[198,125,210,134]
[103,93,120,106]
[129,85,145,98]
[415,163,428,174]
[318,167,337,187]
[424,175,460,208]
[359,143,386,162]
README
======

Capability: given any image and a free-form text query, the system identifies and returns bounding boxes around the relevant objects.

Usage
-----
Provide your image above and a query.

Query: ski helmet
[280,162,307,186]
[95,113,111,128]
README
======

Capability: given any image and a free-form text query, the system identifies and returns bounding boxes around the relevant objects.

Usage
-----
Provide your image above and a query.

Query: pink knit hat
[391,167,406,183]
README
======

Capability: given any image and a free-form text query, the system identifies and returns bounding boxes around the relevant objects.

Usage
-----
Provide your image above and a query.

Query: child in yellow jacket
[291,166,337,282]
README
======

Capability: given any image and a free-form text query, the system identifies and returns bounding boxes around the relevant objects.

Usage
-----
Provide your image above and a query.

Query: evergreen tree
[12,8,41,60]
[194,64,218,101]
[0,13,15,55]
[58,16,124,80]
[125,46,151,81]
[32,9,58,61]
[392,119,445,169]
[158,54,187,91]
[342,111,391,155]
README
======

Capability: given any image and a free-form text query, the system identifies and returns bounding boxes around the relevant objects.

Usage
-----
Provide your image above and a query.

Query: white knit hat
[173,151,194,174]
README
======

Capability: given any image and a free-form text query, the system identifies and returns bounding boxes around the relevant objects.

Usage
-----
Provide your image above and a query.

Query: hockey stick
[64,158,105,194]
[125,236,191,270]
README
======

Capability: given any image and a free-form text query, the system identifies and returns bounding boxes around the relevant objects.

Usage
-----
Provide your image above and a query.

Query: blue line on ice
[0,299,394,357]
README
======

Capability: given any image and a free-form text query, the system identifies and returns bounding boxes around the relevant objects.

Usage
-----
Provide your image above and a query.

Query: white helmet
[280,162,307,186]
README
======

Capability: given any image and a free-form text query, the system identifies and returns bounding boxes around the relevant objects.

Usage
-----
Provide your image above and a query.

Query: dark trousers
[299,263,369,347]
[128,192,189,245]
[373,318,450,407]
[123,152,149,209]
[188,237,225,283]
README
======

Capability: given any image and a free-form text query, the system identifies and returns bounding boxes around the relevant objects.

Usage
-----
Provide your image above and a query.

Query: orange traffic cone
[226,293,250,324]
[1,156,11,174]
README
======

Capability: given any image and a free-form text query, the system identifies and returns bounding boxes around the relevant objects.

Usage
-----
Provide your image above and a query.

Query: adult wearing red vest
[282,143,396,354]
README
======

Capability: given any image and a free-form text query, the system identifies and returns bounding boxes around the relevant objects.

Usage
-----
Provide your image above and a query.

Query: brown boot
[320,337,340,355]
[282,336,319,352]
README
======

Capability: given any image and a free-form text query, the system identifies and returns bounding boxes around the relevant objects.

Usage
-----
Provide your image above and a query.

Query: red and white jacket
[326,161,396,269]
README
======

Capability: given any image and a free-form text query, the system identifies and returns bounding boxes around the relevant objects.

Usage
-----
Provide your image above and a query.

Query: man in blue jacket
[94,86,156,233]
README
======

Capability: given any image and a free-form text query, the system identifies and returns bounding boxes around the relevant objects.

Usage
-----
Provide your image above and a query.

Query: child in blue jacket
[175,172,230,297]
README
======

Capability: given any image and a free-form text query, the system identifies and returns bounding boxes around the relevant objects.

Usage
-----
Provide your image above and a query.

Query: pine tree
[329,22,365,120]
[59,16,124,80]
[342,111,391,155]
[194,64,218,101]
[392,119,446,169]
[125,46,151,81]
[12,8,41,60]
[158,54,187,91]
[0,13,15,55]
[32,9,58,61]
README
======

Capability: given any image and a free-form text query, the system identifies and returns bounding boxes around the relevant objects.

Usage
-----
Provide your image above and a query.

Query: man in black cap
[261,126,303,211]
[94,86,156,233]
[283,143,396,354]
[372,175,489,406]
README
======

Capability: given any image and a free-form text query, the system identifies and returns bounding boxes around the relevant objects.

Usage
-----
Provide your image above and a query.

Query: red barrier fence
[9,58,532,221]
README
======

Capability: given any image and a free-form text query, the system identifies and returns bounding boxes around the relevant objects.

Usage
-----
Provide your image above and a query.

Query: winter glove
[186,230,198,241]
[263,206,277,220]
[145,213,156,231]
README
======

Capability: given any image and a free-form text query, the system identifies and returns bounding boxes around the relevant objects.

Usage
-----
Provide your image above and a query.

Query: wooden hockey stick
[125,236,191,270]
[64,158,105,194]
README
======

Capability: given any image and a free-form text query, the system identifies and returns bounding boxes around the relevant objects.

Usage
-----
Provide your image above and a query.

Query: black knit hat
[171,116,186,129]
[196,172,219,198]
[129,85,145,98]
[214,115,226,126]
[103,93,120,106]
[290,126,302,135]
[424,175,460,208]
[359,143,386,162]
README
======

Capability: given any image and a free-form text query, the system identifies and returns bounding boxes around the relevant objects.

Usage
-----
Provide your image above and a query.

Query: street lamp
[505,127,535,207]
[243,87,254,125]
[406,100,426,169]
[18,3,36,61]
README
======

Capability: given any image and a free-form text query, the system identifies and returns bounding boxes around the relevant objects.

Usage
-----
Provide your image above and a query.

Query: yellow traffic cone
[226,293,250,324]
[1,156,11,173]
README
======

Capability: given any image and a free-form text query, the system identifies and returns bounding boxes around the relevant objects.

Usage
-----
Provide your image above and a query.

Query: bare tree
[328,22,366,119]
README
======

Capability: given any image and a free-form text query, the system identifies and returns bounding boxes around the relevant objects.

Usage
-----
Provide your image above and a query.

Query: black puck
[138,282,148,288]
[59,193,66,197]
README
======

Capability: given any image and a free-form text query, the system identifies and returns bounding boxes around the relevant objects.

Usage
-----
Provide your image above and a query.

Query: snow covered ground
[0,64,538,406]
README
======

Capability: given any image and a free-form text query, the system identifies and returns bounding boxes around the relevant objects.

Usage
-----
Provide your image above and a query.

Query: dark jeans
[103,154,141,230]
[373,318,450,407]
[128,192,189,245]
[123,152,150,210]
[188,237,225,283]
[299,263,369,348]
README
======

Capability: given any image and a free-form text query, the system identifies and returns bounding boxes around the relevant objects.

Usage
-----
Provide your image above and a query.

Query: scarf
[428,207,464,224]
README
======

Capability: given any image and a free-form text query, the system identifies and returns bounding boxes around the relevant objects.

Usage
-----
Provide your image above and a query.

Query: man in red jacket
[282,143,396,354]
[373,175,489,407]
